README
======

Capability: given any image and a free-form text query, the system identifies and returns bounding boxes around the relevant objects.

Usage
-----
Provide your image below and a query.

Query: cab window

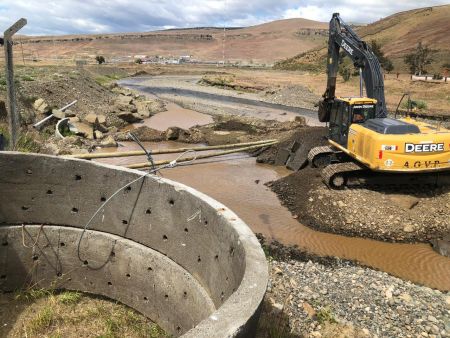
[352,104,375,123]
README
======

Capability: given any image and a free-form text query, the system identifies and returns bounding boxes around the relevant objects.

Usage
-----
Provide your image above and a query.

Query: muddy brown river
[97,88,450,291]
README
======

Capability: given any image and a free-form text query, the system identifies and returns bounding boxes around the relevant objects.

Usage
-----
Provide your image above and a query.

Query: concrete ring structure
[0,152,268,337]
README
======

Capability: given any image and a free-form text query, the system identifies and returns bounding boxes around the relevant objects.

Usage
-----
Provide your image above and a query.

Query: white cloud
[0,0,448,35]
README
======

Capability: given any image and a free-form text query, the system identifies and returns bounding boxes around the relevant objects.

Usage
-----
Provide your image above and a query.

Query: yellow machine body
[329,97,450,172]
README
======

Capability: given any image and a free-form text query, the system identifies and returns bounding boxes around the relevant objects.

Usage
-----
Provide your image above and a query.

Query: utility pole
[3,18,27,150]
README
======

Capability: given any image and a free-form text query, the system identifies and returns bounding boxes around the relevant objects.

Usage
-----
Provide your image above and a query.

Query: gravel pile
[267,258,450,338]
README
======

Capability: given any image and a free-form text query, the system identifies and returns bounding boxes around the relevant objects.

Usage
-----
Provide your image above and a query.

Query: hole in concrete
[183,291,187,298]
[164,294,169,300]
[108,281,112,286]
[32,255,39,261]
[229,246,235,257]
[83,260,88,266]
[204,219,208,226]
[26,169,32,175]
[126,273,131,278]
[145,208,151,214]
[221,292,225,301]
[143,296,148,301]
[169,199,174,206]
[226,276,229,281]
[71,207,79,214]
[184,228,189,233]
[122,220,128,225]
[197,256,201,263]
[57,272,62,277]
[100,196,106,202]
[46,189,53,195]
[163,235,168,241]
[214,254,219,260]
[125,186,132,192]
[21,206,30,211]
[75,174,82,180]
[110,251,116,257]
[176,326,181,332]
[0,275,6,279]
[59,242,65,247]
[147,267,153,271]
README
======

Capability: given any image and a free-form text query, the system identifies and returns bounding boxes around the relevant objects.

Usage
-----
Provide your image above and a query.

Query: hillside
[16,18,328,64]
[276,5,450,73]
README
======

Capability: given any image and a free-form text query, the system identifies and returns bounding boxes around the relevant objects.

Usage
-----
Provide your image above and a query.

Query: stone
[117,112,143,123]
[135,100,165,118]
[85,113,106,125]
[166,127,182,140]
[116,95,133,106]
[403,224,415,233]
[100,135,118,147]
[33,98,51,114]
[69,121,94,139]
[52,109,66,119]
[94,130,104,139]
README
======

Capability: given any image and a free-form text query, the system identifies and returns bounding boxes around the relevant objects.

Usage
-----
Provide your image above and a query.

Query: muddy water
[96,141,450,291]
[142,102,213,131]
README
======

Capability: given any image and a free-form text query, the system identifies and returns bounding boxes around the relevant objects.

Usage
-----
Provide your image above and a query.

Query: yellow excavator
[307,13,450,188]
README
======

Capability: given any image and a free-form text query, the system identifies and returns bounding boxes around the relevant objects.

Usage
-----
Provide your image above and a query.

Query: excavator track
[321,162,365,188]
[321,162,450,189]
[308,145,335,167]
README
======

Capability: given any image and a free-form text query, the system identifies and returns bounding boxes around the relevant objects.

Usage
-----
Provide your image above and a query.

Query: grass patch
[315,306,337,325]
[57,291,82,305]
[15,288,52,302]
[401,99,428,110]
[0,126,41,152]
[21,74,35,81]
[29,306,54,334]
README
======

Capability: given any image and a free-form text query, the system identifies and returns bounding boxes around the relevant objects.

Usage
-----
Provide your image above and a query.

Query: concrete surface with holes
[0,152,268,337]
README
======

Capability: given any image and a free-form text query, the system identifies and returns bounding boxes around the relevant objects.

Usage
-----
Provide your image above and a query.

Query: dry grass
[1,289,168,338]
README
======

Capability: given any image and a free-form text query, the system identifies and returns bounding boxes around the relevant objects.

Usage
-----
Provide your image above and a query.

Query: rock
[100,135,117,147]
[52,109,66,119]
[116,126,164,142]
[388,194,420,210]
[116,95,133,106]
[96,123,109,133]
[166,127,181,140]
[135,100,165,118]
[427,315,438,323]
[117,112,143,123]
[431,238,450,258]
[94,130,104,139]
[273,267,283,275]
[64,109,76,118]
[294,115,306,124]
[33,98,51,114]
[403,224,415,233]
[84,113,106,125]
[385,285,394,299]
[399,293,412,303]
[302,302,316,318]
[70,121,94,139]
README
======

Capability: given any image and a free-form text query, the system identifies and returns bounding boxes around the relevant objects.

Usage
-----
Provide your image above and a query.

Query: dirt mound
[270,164,450,244]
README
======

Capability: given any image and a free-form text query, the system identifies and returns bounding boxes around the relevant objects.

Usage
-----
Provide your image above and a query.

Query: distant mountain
[276,5,450,72]
[17,18,328,64]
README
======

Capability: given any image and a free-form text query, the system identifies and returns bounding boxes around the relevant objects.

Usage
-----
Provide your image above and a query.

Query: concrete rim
[0,152,268,337]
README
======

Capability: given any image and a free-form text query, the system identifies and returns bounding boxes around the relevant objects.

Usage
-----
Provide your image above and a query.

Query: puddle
[95,141,450,291]
[142,102,213,131]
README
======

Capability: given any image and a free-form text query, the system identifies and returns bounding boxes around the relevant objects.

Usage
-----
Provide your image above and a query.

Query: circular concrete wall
[0,152,268,337]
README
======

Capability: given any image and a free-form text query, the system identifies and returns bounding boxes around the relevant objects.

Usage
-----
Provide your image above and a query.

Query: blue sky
[0,0,449,36]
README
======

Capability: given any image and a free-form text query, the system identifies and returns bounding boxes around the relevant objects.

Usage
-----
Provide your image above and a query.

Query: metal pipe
[67,139,278,159]
[33,100,77,129]
[126,141,278,169]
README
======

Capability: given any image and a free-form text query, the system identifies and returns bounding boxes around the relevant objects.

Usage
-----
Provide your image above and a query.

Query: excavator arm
[318,13,387,122]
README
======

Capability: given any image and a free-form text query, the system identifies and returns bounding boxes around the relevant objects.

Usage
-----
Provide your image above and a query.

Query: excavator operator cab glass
[351,103,375,123]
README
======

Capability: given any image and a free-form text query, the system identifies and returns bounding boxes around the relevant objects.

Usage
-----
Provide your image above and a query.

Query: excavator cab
[329,97,376,146]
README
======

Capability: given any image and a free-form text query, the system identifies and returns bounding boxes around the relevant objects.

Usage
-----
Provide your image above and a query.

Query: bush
[401,99,427,110]
[95,55,105,64]
[433,73,443,80]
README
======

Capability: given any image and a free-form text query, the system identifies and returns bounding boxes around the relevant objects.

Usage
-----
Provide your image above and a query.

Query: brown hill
[17,18,328,64]
[276,5,450,72]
